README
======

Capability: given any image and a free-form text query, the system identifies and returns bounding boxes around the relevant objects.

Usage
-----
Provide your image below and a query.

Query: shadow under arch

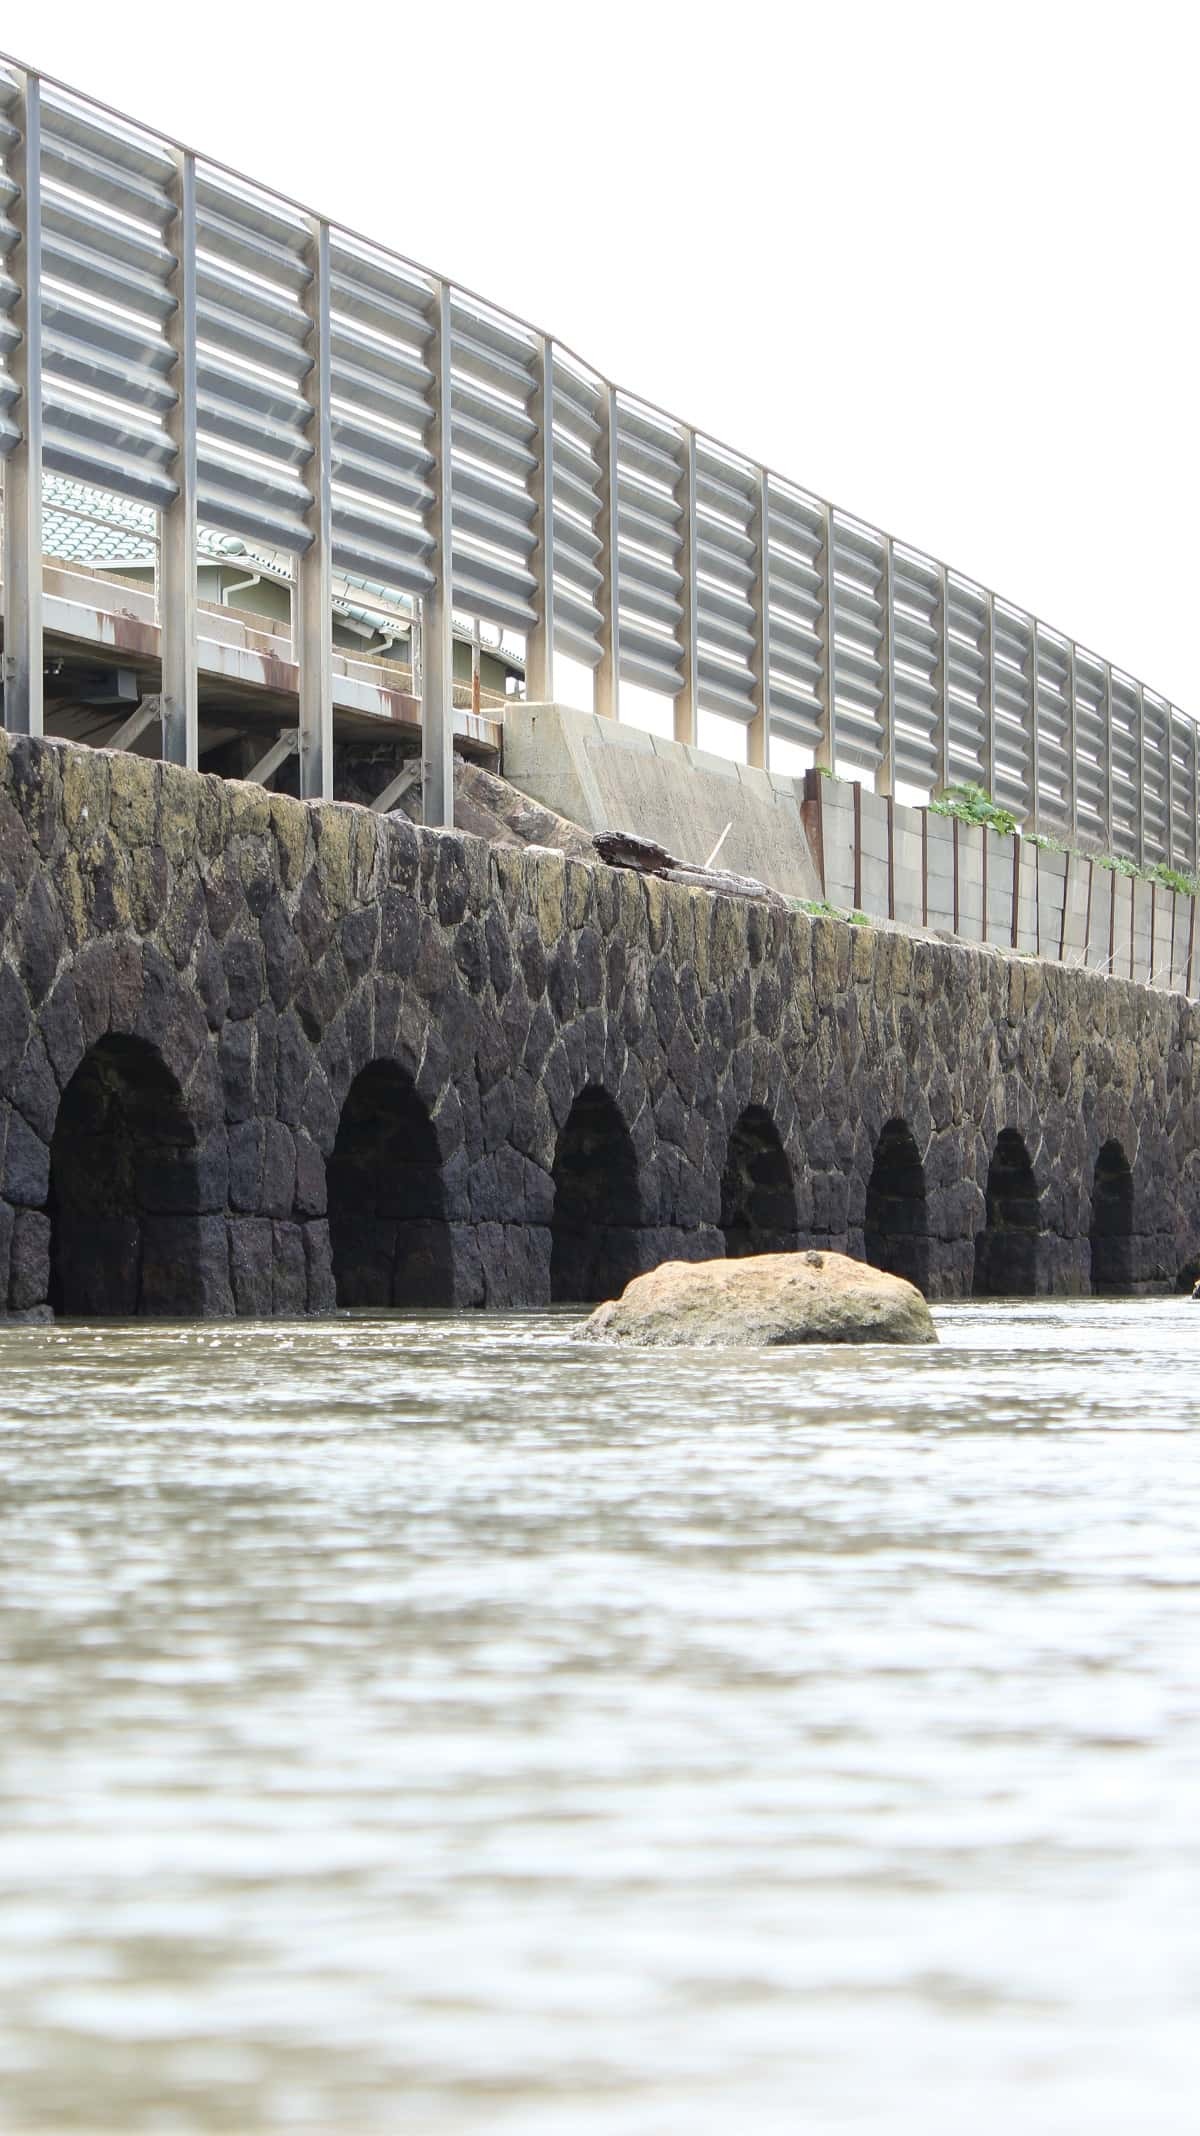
[328,1060,452,1306]
[49,1034,205,1316]
[973,1128,1042,1297]
[864,1117,929,1293]
[721,1105,797,1258]
[1090,1139,1133,1293]
[550,1085,641,1303]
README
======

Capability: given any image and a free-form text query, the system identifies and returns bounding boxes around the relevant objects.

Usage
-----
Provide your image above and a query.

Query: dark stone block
[254,1007,278,1116]
[19,873,65,1005]
[39,977,83,1089]
[218,1020,254,1123]
[204,868,246,942]
[547,943,577,1022]
[228,1217,274,1316]
[295,868,333,961]
[293,1130,327,1217]
[261,1121,297,1219]
[300,1072,338,1156]
[10,1208,50,1310]
[162,876,207,969]
[304,1220,336,1312]
[454,917,488,993]
[261,896,303,1009]
[271,1221,309,1315]
[195,937,230,1030]
[3,1109,49,1208]
[0,963,33,1089]
[222,934,267,1021]
[0,792,36,899]
[274,1011,311,1126]
[142,1214,233,1317]
[12,1035,59,1143]
[485,907,514,996]
[228,1122,262,1211]
[516,918,547,1000]
[435,837,469,926]
[378,888,421,978]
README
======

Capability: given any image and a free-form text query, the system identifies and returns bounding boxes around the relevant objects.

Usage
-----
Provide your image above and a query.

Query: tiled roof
[40,475,286,575]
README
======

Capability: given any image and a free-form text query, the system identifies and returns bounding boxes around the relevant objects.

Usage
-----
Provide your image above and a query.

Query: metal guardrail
[0,52,1195,867]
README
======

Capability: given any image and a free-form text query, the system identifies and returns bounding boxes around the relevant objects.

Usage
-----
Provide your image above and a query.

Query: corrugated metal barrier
[0,53,1194,862]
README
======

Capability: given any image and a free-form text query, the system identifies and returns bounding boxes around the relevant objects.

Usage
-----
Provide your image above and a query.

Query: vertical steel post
[2,70,43,736]
[524,332,556,704]
[421,279,455,823]
[934,563,951,795]
[594,382,620,720]
[1134,680,1146,867]
[876,536,895,797]
[160,145,198,769]
[674,428,698,747]
[746,466,770,771]
[1161,704,1170,862]
[1101,660,1114,846]
[1029,619,1041,834]
[983,588,996,798]
[296,217,333,800]
[1065,639,1078,840]
[814,504,837,771]
[1178,704,1187,871]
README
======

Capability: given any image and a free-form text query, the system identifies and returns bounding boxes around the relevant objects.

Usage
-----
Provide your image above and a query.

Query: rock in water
[579,1249,937,1347]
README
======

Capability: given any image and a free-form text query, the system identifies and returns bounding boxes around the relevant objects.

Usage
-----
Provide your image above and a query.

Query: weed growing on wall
[929,783,1019,838]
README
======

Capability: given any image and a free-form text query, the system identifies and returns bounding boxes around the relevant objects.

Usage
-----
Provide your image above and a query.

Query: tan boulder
[579,1249,937,1348]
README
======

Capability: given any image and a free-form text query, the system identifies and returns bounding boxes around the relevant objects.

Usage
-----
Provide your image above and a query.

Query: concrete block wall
[804,771,1200,997]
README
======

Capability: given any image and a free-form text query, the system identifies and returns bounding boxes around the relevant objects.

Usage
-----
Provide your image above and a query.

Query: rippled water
[1,1300,1198,2134]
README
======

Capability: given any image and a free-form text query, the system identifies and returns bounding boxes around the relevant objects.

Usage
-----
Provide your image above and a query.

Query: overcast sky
[5,0,1195,714]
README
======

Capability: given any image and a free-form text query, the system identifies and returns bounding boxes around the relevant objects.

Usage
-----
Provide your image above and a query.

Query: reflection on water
[1,1301,1198,2134]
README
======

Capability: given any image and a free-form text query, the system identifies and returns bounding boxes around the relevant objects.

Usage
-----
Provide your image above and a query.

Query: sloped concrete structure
[502,702,823,899]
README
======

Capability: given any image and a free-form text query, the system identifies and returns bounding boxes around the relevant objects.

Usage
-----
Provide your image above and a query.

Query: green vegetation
[1147,860,1200,899]
[929,782,1018,837]
[930,784,1200,901]
[789,898,872,927]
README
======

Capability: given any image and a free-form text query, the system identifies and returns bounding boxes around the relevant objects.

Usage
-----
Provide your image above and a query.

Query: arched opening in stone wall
[550,1086,641,1304]
[49,1035,204,1317]
[328,1061,452,1307]
[720,1107,796,1258]
[973,1128,1042,1297]
[864,1118,929,1293]
[1090,1139,1134,1293]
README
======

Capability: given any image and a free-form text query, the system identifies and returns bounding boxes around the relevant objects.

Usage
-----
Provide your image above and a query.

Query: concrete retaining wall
[808,774,1198,993]
[502,702,823,899]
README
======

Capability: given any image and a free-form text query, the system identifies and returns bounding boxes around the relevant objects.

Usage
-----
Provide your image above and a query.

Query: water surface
[1,1301,1198,2133]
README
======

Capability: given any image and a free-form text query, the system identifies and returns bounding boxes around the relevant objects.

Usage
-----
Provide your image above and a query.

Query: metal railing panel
[1108,672,1142,861]
[1073,649,1111,847]
[194,160,313,553]
[0,47,1194,858]
[1141,689,1171,867]
[38,86,178,510]
[991,604,1035,823]
[694,437,758,727]
[0,66,23,461]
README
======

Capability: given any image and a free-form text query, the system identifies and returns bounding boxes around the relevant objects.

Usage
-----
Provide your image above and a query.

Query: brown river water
[1,1300,1198,2133]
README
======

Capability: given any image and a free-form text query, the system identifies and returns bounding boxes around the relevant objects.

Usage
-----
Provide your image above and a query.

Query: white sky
[5,0,1196,713]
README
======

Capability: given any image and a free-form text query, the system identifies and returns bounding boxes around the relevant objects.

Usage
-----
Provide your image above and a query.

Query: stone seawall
[0,732,1196,1317]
